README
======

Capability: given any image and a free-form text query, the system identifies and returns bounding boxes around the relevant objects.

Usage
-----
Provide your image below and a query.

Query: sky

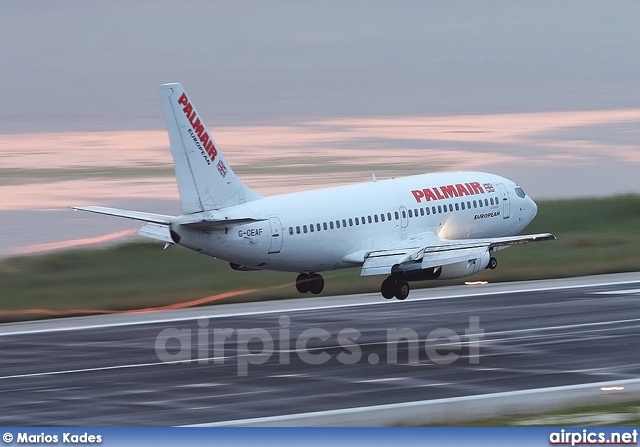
[1,1,639,256]
[2,1,640,130]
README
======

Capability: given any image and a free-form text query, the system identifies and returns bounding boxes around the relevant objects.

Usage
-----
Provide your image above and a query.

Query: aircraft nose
[528,197,538,220]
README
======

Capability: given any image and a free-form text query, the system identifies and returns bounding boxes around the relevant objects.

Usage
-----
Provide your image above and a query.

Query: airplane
[74,83,555,300]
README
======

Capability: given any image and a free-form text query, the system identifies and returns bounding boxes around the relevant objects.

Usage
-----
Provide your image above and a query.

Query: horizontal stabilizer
[138,223,173,243]
[72,206,173,224]
[74,206,266,233]
[176,217,266,231]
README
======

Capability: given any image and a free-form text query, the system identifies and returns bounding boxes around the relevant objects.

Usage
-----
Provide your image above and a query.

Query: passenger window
[374,215,379,223]
[408,209,413,218]
[317,223,321,231]
[336,220,341,228]
[361,216,366,224]
[461,202,465,210]
[455,203,459,211]
[438,205,442,213]
[402,210,407,219]
[368,216,372,224]
[387,212,392,221]
[355,217,359,225]
[485,199,489,206]
[289,227,294,235]
[432,206,436,214]
[381,213,385,222]
[473,200,477,208]
[323,222,328,230]
[342,219,347,227]
[395,211,399,220]
[310,224,314,232]
[330,221,334,229]
[348,218,353,226]
[303,225,308,233]
[467,201,471,209]
[296,226,300,234]
[426,207,430,215]
[420,208,424,216]
[449,204,453,212]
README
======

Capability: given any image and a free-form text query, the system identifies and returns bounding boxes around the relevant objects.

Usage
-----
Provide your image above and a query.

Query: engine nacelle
[437,251,490,280]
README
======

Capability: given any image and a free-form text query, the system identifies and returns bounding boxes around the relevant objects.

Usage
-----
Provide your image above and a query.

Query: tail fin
[160,83,262,213]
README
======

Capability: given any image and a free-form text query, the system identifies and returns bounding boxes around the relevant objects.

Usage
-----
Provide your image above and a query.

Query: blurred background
[1,0,639,257]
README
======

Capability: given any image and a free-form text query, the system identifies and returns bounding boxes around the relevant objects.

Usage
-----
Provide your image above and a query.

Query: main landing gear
[380,276,410,301]
[296,272,325,295]
[486,256,498,270]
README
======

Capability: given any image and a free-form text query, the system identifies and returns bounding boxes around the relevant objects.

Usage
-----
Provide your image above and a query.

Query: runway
[2,272,640,426]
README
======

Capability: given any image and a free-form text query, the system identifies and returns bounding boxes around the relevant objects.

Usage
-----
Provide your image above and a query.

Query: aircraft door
[268,217,283,254]
[399,206,409,228]
[496,183,511,219]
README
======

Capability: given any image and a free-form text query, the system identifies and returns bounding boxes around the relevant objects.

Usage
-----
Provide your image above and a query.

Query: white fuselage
[171,171,537,273]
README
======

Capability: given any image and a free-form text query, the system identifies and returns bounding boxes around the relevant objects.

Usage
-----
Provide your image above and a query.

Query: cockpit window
[515,187,526,199]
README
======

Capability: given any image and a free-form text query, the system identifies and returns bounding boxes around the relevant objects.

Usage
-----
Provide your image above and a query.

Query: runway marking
[2,317,637,382]
[483,316,640,338]
[0,360,179,381]
[269,374,307,379]
[178,383,226,388]
[593,288,640,295]
[188,377,640,427]
[356,377,407,384]
[2,273,640,337]
[0,354,235,381]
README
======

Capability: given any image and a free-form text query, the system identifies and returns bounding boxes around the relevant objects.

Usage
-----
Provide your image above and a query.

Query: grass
[429,398,640,426]
[1,195,639,322]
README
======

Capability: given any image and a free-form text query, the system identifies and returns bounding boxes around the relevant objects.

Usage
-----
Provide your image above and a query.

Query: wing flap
[420,246,488,269]
[360,231,555,277]
[361,251,415,276]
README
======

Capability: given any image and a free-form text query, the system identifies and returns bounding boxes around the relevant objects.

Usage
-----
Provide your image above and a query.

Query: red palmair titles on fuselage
[177,93,218,163]
[411,182,486,203]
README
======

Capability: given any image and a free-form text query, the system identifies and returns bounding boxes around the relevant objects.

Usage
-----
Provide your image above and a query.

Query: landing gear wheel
[295,273,310,293]
[394,281,410,301]
[487,257,498,270]
[381,278,396,299]
[308,273,324,295]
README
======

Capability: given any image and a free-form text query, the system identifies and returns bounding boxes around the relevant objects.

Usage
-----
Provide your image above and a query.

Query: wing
[357,231,556,276]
